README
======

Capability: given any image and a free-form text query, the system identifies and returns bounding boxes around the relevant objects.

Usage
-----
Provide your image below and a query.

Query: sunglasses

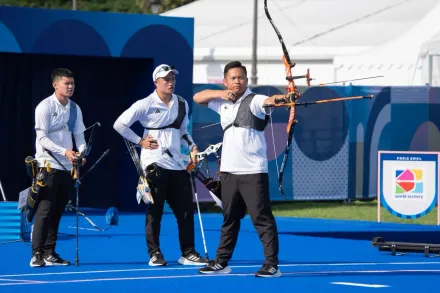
[157,65,176,75]
[161,65,175,71]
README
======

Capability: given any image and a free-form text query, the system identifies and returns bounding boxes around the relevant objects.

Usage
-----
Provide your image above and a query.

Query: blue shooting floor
[1,209,440,292]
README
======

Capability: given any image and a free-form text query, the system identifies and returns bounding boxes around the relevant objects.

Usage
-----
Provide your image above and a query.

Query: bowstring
[124,139,145,177]
[264,1,280,179]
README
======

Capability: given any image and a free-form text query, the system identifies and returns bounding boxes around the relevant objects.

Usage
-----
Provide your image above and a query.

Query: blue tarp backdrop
[191,84,440,202]
[1,7,439,211]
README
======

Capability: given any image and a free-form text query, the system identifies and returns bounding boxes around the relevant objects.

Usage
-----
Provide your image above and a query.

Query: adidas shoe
[198,260,231,274]
[44,253,70,266]
[254,264,281,278]
[178,251,208,266]
[149,251,167,266]
[30,252,46,267]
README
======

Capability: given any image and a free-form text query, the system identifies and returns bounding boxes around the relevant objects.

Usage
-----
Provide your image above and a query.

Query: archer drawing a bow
[264,0,376,199]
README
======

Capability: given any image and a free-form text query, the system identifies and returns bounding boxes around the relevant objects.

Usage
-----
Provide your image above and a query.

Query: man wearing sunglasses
[113,64,207,267]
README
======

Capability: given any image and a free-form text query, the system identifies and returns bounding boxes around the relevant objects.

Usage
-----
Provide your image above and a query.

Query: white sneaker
[30,252,45,267]
[148,252,167,266]
[254,264,281,278]
[43,253,70,266]
[198,260,231,274]
[178,251,208,266]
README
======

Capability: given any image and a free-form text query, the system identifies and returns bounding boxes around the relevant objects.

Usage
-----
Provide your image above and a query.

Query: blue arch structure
[121,24,194,112]
[0,6,194,211]
[0,21,21,52]
[31,20,112,57]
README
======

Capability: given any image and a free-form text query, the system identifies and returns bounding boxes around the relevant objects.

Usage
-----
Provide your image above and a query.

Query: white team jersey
[113,91,194,171]
[34,93,86,171]
[208,88,270,174]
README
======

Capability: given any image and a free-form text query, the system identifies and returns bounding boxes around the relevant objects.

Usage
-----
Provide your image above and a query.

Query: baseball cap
[152,64,179,81]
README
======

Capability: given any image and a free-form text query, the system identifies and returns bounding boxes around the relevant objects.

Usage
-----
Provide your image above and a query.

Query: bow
[40,122,104,180]
[70,121,107,267]
[25,122,106,223]
[185,143,222,208]
[124,139,154,205]
[72,122,103,180]
[264,0,374,199]
[264,0,311,199]
[194,142,222,162]
[81,122,101,157]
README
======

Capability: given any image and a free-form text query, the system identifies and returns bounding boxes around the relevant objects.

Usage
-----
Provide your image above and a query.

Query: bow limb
[71,122,101,179]
[123,138,154,205]
[278,118,297,198]
[264,0,299,199]
[82,122,101,157]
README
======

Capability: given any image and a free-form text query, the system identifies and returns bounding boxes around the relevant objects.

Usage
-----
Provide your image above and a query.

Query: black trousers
[32,169,72,256]
[145,166,195,257]
[215,172,279,266]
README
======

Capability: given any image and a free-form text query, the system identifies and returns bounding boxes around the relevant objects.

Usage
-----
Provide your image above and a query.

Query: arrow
[263,95,373,108]
[318,75,384,86]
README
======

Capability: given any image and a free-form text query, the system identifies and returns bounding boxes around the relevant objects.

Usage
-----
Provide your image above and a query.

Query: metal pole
[72,0,77,11]
[251,0,258,85]
[150,0,161,14]
[428,55,433,86]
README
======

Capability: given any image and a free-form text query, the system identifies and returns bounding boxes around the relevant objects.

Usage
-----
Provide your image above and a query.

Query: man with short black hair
[194,61,282,277]
[113,64,208,267]
[31,68,87,267]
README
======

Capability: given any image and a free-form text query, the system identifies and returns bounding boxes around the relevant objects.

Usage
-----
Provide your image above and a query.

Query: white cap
[152,64,179,81]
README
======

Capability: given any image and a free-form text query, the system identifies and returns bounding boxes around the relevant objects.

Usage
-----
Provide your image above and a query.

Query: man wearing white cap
[113,64,207,267]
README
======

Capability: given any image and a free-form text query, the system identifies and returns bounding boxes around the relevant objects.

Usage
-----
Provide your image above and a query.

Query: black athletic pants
[145,166,195,257]
[215,172,279,266]
[32,169,72,256]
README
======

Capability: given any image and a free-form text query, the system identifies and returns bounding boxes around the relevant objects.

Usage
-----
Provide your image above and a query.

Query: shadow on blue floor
[280,230,440,243]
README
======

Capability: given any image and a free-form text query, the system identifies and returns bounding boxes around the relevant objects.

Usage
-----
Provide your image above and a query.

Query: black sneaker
[30,252,46,267]
[44,253,70,266]
[149,251,167,266]
[178,250,208,266]
[198,260,231,274]
[255,264,281,277]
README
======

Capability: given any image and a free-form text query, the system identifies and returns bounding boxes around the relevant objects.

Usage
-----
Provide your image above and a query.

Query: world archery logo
[379,152,437,220]
[395,169,423,194]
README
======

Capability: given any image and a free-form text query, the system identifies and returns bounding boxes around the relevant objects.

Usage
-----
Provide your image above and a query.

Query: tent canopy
[164,0,440,85]
[164,0,439,60]
[420,32,440,56]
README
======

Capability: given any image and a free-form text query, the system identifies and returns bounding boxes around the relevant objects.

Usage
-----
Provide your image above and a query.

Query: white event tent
[162,0,440,86]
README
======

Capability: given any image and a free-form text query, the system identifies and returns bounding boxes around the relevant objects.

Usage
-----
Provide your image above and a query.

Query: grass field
[202,200,439,225]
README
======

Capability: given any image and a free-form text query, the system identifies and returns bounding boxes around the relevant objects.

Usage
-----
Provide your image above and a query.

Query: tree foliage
[1,0,196,14]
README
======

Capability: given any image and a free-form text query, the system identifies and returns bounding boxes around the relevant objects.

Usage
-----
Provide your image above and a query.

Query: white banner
[377,151,439,224]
